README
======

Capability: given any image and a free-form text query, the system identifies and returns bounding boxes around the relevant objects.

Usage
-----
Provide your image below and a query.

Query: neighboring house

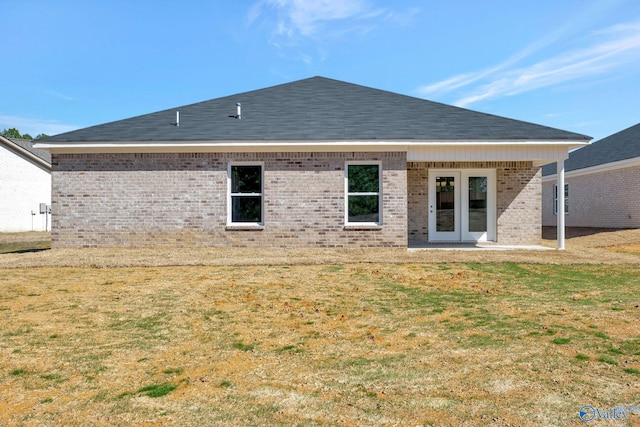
[36,77,589,249]
[0,136,52,232]
[542,122,640,228]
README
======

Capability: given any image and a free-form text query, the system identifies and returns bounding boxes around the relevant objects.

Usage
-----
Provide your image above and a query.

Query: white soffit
[407,144,575,165]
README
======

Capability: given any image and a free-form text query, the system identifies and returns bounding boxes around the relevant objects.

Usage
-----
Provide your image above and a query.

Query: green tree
[1,128,24,139]
[0,128,37,140]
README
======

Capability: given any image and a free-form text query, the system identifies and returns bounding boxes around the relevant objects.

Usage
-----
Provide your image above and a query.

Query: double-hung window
[553,183,569,215]
[228,164,263,225]
[345,162,381,225]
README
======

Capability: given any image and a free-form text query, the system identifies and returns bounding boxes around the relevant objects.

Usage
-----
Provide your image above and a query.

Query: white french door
[428,170,496,242]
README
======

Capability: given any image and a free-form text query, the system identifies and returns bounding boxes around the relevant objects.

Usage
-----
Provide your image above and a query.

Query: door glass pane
[468,176,487,232]
[436,176,455,232]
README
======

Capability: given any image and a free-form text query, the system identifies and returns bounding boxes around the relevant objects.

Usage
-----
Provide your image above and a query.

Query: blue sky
[2,0,640,141]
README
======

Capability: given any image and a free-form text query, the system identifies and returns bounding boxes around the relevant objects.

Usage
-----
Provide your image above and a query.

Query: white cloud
[247,1,419,66]
[417,26,569,97]
[418,19,640,108]
[248,0,410,55]
[383,7,419,27]
[0,115,79,137]
[417,19,581,99]
[46,90,75,102]
[284,0,373,36]
[253,0,376,39]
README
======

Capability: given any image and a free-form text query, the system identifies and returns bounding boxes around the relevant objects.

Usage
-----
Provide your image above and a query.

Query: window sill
[344,224,383,230]
[226,224,265,231]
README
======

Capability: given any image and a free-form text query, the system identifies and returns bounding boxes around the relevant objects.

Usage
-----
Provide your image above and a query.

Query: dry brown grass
[0,229,639,425]
[1,227,640,268]
[608,243,640,257]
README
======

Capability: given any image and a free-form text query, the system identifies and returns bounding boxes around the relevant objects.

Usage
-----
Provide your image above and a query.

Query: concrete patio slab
[409,243,553,251]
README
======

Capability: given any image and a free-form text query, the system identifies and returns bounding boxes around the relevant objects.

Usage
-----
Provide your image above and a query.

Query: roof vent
[229,103,241,120]
[176,111,180,127]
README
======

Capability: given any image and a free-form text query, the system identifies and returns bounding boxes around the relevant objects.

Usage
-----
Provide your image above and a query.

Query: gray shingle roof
[2,137,51,164]
[542,122,640,176]
[44,76,589,143]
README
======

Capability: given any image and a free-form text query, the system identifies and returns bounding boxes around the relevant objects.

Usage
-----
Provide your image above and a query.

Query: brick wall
[408,161,541,245]
[496,163,541,245]
[51,152,407,248]
[542,164,640,228]
[407,162,429,245]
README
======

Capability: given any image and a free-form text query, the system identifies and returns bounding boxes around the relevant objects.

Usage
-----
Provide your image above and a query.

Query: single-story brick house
[542,122,640,228]
[0,136,51,232]
[36,77,589,249]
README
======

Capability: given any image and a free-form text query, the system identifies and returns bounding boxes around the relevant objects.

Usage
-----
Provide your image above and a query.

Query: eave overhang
[34,139,589,167]
[35,138,589,153]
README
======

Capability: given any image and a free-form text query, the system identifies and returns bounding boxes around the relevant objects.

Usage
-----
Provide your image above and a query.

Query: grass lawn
[1,262,639,425]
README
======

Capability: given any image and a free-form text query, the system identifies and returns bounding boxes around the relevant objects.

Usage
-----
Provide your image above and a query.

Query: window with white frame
[345,163,381,224]
[228,164,263,225]
[553,183,569,215]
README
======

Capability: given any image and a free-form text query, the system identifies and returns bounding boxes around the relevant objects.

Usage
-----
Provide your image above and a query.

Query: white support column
[557,158,565,250]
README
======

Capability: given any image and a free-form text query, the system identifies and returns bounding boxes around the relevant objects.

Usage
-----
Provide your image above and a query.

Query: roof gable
[44,77,589,144]
[542,122,640,175]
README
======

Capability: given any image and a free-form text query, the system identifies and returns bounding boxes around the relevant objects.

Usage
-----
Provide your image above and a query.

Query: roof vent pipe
[176,111,180,127]
[236,103,241,120]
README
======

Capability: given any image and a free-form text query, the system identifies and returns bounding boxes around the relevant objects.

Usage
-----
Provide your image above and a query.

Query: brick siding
[542,164,640,228]
[496,163,541,245]
[51,152,407,248]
